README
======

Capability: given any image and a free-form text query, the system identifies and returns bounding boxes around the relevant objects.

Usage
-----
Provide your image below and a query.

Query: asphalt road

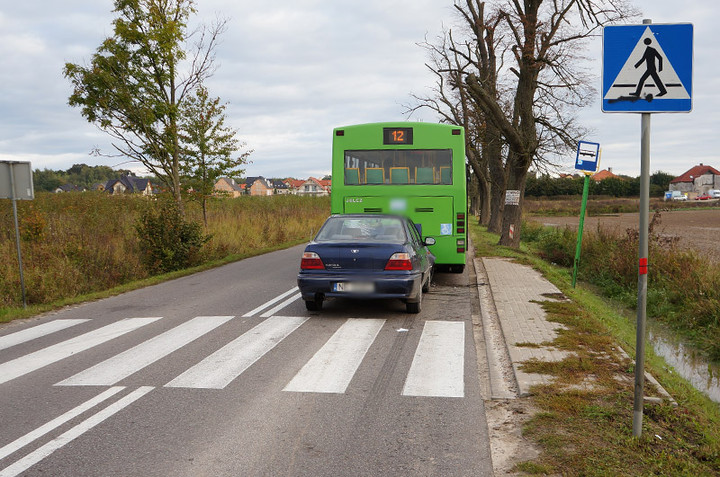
[0,244,493,476]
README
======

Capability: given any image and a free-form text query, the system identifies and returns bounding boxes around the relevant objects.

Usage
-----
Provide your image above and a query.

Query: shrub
[135,199,210,274]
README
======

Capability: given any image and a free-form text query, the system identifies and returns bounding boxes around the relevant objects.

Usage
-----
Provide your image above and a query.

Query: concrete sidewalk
[476,256,674,403]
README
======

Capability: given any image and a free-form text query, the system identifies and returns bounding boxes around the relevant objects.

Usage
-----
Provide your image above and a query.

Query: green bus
[331,122,467,272]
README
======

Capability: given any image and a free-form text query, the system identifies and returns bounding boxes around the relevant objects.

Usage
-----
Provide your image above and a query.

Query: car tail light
[385,253,413,271]
[301,252,325,270]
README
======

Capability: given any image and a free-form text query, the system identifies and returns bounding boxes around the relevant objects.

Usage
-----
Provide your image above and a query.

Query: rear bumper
[297,271,423,302]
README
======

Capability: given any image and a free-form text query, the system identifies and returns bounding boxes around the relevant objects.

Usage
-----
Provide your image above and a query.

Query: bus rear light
[301,252,325,270]
[385,253,413,271]
[457,228,465,234]
[457,213,465,220]
[457,239,465,253]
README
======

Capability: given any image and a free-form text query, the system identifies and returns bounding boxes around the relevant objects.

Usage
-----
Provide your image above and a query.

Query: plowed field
[530,208,720,263]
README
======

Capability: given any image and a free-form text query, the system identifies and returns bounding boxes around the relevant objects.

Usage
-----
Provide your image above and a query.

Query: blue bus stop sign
[575,141,600,173]
[602,23,693,113]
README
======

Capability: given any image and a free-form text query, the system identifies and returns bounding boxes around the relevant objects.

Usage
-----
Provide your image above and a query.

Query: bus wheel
[451,264,465,274]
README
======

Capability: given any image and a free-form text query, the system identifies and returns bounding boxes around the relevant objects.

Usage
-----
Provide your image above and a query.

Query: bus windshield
[344,149,452,185]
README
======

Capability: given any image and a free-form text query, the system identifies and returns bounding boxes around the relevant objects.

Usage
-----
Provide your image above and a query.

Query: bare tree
[411,0,637,245]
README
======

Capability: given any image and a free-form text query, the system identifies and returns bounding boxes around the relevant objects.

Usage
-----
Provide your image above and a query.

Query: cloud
[0,0,716,181]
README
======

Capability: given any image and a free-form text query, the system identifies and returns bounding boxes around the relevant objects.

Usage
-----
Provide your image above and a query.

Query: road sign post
[572,141,600,288]
[602,19,693,438]
[1,161,34,309]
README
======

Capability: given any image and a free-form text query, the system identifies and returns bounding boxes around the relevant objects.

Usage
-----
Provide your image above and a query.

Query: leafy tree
[179,86,252,225]
[64,0,226,209]
[33,169,63,192]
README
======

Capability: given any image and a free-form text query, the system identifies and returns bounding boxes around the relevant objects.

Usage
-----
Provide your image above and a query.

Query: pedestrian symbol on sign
[630,38,667,98]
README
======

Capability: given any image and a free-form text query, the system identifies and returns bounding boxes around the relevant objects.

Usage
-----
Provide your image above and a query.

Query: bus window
[415,167,434,184]
[440,167,452,184]
[390,167,410,184]
[345,168,360,185]
[344,150,451,186]
[366,168,384,184]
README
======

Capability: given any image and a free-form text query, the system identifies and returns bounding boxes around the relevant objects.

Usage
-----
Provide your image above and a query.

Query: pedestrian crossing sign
[602,23,693,113]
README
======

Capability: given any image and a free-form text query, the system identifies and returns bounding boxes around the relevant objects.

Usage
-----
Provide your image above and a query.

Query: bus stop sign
[575,141,600,173]
[602,23,693,113]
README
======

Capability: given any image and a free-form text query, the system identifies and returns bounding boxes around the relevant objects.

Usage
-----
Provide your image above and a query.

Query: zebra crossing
[0,288,470,477]
[0,289,467,397]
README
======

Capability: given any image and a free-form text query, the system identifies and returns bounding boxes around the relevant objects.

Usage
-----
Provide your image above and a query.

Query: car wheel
[406,291,422,314]
[422,269,432,293]
[305,296,323,311]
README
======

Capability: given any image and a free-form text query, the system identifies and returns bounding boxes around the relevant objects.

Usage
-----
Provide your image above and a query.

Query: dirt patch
[485,399,539,475]
[530,209,720,263]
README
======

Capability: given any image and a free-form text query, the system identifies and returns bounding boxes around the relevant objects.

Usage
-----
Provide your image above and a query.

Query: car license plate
[333,282,375,293]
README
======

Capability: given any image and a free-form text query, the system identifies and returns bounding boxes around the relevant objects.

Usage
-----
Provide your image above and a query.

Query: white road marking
[284,318,385,394]
[242,287,299,317]
[0,386,153,477]
[0,318,161,386]
[403,321,465,398]
[0,320,90,351]
[0,387,125,461]
[259,293,302,318]
[166,315,308,389]
[56,316,234,386]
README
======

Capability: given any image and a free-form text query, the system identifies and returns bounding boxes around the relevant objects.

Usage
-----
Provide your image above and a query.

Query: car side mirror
[424,237,436,246]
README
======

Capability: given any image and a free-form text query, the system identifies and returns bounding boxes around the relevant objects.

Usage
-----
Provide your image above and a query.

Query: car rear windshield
[315,217,407,243]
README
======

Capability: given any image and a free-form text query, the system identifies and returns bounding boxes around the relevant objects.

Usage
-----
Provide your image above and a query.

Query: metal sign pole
[633,19,653,435]
[572,174,591,288]
[9,163,28,308]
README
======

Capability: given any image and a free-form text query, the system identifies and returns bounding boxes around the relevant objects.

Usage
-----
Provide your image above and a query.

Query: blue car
[297,214,436,313]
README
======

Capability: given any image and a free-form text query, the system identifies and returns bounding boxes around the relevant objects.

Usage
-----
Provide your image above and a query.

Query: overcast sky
[0,0,715,180]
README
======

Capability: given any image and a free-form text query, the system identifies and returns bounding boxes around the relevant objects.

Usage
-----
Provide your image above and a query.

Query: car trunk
[314,243,404,271]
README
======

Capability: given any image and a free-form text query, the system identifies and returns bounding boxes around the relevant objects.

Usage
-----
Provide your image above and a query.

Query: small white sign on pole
[0,161,34,200]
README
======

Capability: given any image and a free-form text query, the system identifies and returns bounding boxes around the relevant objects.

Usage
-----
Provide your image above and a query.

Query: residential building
[291,177,331,197]
[271,179,291,194]
[245,177,274,196]
[104,174,153,195]
[591,168,620,182]
[669,163,720,195]
[55,184,83,193]
[214,177,245,198]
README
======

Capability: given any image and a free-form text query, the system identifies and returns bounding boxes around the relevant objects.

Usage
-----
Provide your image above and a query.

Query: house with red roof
[290,177,331,196]
[669,163,720,195]
[591,168,620,182]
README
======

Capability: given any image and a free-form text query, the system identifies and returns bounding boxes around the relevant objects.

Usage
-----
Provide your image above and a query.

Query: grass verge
[470,221,720,476]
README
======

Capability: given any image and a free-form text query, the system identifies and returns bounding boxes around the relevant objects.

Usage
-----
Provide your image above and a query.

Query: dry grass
[0,193,329,311]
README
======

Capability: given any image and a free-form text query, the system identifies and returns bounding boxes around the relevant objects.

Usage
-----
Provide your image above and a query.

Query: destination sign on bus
[383,127,413,145]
